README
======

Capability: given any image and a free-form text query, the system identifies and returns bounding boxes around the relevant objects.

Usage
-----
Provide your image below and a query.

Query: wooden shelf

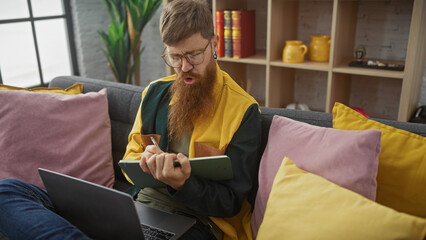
[333,65,405,79]
[212,0,426,121]
[270,60,330,72]
[217,50,267,65]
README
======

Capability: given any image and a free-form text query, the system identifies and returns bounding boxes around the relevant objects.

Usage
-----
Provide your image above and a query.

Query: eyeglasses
[162,41,211,68]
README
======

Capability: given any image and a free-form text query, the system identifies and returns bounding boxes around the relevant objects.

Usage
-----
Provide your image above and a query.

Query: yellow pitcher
[308,35,331,62]
[282,40,308,63]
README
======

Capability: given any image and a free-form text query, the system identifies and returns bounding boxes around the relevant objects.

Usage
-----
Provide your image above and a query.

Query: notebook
[119,155,233,188]
[38,168,196,240]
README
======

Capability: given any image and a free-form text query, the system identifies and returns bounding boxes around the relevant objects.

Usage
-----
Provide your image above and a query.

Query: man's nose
[180,57,193,73]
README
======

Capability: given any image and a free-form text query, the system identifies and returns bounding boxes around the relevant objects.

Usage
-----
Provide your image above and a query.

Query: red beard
[168,59,217,141]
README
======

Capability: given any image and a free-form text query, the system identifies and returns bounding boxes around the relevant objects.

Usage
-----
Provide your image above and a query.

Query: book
[215,10,224,58]
[118,155,233,188]
[231,10,255,59]
[224,10,233,58]
[231,10,242,59]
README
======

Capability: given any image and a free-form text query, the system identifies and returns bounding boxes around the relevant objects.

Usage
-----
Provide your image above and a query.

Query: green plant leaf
[103,0,127,28]
[128,47,144,84]
[125,0,161,32]
[99,0,161,84]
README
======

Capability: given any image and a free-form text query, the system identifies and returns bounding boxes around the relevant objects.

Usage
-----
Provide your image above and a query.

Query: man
[124,0,261,239]
[0,0,261,239]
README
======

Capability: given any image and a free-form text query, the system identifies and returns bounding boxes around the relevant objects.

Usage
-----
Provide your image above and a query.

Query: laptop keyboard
[141,224,175,240]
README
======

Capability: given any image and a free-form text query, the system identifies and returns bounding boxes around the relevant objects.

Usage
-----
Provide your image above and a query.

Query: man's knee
[0,178,31,197]
[0,178,27,188]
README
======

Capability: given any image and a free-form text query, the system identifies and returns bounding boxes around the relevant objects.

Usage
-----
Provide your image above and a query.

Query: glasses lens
[186,52,204,65]
[164,54,181,68]
[162,42,209,68]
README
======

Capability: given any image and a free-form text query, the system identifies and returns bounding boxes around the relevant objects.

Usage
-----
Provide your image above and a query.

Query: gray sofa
[1,75,426,239]
[48,75,426,194]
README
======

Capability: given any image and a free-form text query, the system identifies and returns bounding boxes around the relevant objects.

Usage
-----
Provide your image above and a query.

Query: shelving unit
[212,0,426,121]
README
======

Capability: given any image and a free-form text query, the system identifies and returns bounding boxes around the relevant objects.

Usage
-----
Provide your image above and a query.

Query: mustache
[178,71,201,80]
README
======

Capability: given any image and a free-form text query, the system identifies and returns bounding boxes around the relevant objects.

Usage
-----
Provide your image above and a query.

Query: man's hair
[160,0,214,45]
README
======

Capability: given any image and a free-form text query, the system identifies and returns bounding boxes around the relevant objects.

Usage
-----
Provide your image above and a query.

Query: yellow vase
[308,35,331,62]
[282,40,308,63]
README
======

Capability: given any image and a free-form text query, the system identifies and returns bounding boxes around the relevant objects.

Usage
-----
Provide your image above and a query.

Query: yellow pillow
[0,83,83,94]
[257,157,426,240]
[333,102,426,218]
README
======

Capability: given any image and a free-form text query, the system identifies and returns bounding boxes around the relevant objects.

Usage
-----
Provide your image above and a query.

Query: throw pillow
[257,157,426,240]
[333,102,426,218]
[0,83,83,94]
[251,115,382,238]
[0,89,114,189]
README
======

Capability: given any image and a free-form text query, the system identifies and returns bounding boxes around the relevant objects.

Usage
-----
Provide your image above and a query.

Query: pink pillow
[251,115,381,238]
[0,89,114,189]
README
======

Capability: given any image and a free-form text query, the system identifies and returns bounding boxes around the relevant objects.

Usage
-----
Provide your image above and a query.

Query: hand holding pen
[141,136,190,189]
[150,136,180,167]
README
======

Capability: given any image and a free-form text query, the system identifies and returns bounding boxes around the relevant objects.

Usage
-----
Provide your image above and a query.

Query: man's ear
[211,34,219,52]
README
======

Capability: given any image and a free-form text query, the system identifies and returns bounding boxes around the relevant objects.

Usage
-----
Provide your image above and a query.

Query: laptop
[38,168,196,240]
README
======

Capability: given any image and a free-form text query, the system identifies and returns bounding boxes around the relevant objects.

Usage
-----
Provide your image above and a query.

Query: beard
[168,58,217,141]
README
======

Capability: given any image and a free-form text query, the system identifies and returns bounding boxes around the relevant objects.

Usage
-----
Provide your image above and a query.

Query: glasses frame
[162,41,211,68]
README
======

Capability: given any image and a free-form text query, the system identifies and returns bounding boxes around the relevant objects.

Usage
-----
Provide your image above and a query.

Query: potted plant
[98,0,161,85]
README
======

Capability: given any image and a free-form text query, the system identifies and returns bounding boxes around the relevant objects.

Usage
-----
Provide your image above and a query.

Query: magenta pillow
[0,89,114,189]
[251,115,381,238]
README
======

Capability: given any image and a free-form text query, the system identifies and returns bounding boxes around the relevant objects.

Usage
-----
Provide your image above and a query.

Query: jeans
[0,179,90,240]
[0,179,216,240]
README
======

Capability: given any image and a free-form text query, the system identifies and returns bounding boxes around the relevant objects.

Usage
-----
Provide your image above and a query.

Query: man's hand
[140,146,191,190]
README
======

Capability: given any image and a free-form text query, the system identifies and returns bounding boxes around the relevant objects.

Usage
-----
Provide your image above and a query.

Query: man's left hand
[146,152,191,190]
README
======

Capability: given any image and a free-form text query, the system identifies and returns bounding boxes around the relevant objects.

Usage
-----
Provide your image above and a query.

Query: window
[0,0,78,87]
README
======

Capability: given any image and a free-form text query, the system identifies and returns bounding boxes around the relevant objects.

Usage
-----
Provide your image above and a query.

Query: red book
[216,10,224,58]
[231,10,255,59]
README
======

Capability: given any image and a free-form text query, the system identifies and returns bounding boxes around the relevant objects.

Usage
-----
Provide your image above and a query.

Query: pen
[150,136,159,147]
[150,136,180,167]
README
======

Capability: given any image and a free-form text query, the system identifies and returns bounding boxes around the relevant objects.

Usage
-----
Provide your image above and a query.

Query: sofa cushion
[0,89,114,189]
[0,83,83,94]
[251,115,382,238]
[49,76,144,191]
[333,102,426,218]
[257,157,426,240]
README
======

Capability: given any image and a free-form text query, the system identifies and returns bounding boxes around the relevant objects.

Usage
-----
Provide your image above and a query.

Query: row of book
[216,10,255,59]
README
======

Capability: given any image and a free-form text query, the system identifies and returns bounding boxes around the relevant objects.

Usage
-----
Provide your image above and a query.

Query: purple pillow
[251,115,381,238]
[0,89,114,189]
